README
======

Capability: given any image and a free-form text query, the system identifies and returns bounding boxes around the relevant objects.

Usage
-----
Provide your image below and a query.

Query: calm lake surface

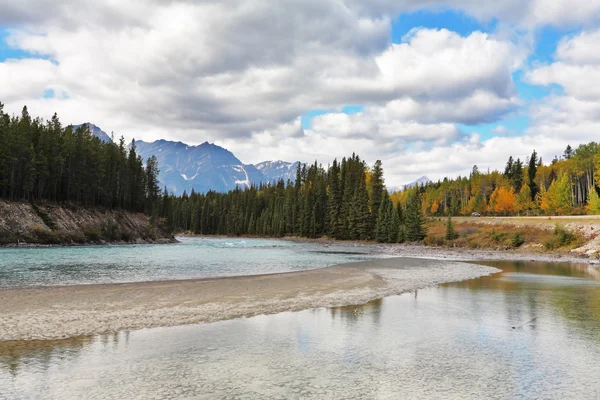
[0,237,381,288]
[1,241,599,399]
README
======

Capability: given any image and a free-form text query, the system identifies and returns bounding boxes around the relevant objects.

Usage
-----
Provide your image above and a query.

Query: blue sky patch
[0,29,30,60]
[392,9,496,42]
[301,105,364,129]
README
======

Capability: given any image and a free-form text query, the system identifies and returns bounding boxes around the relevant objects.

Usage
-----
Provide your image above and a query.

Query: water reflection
[0,336,94,376]
[1,261,600,399]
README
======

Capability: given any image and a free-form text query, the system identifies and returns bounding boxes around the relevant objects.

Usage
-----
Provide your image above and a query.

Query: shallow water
[0,237,380,288]
[1,259,599,399]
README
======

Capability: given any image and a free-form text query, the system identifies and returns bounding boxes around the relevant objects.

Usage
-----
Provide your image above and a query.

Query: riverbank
[179,215,600,263]
[0,257,499,341]
[275,237,597,265]
[0,200,175,246]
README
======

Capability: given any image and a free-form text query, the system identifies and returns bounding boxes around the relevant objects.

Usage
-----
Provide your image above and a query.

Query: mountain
[69,123,300,194]
[404,175,431,188]
[255,160,300,183]
[134,140,269,195]
[72,123,112,143]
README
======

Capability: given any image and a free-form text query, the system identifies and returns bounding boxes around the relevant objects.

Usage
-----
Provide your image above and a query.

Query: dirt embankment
[0,200,175,246]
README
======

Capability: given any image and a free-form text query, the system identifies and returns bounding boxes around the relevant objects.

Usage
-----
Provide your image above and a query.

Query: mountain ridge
[72,123,112,143]
[133,139,296,195]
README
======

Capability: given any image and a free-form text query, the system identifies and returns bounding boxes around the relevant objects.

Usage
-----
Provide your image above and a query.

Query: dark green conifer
[445,216,459,240]
[405,195,427,242]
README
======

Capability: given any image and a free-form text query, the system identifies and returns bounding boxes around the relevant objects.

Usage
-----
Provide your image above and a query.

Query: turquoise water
[0,237,381,288]
[1,259,599,399]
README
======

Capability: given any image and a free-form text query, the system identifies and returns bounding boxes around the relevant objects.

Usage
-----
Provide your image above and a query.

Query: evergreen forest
[2,105,600,245]
[0,105,161,214]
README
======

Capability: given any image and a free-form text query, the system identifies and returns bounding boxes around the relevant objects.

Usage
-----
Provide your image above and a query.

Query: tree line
[3,105,599,246]
[393,143,600,217]
[0,104,161,214]
[159,156,426,243]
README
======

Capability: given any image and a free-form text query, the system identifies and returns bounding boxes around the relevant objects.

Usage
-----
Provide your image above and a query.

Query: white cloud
[554,30,600,65]
[0,59,59,102]
[375,29,524,100]
[346,0,600,28]
[527,29,600,101]
[1,0,598,187]
[526,29,600,148]
[380,91,520,125]
[1,6,523,145]
[311,110,461,143]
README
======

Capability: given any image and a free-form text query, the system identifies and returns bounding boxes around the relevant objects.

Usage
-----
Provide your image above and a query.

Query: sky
[1,1,599,188]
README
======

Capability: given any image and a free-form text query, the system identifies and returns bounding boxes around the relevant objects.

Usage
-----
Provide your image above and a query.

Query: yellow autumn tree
[431,201,439,214]
[540,173,573,215]
[517,184,533,215]
[489,186,517,215]
[588,188,600,215]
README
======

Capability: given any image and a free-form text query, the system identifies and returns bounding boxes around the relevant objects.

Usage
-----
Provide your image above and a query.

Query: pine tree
[326,159,341,237]
[504,156,514,177]
[388,201,400,243]
[369,160,385,238]
[528,150,539,200]
[397,223,406,243]
[375,195,389,243]
[445,216,459,240]
[405,195,427,242]
[355,173,372,240]
[564,145,573,160]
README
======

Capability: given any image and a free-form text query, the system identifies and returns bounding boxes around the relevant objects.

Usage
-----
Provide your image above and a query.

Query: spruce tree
[445,216,459,240]
[375,196,389,243]
[355,172,372,240]
[369,160,385,237]
[528,150,539,200]
[405,195,427,242]
[326,159,341,237]
[397,222,406,243]
[388,201,399,243]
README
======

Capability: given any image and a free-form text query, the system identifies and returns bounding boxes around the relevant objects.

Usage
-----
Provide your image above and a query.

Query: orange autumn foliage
[489,186,517,215]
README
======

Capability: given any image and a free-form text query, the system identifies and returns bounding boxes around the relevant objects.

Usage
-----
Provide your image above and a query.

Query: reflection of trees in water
[447,261,599,294]
[482,261,599,280]
[547,287,600,342]
[329,298,383,326]
[0,331,131,376]
[0,336,94,376]
[440,261,600,339]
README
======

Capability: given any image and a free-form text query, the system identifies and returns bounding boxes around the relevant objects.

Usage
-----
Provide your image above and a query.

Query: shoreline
[0,257,500,342]
[3,231,597,264]
[0,236,178,249]
[178,234,599,265]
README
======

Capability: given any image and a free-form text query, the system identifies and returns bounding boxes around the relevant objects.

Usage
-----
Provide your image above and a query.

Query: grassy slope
[424,216,599,255]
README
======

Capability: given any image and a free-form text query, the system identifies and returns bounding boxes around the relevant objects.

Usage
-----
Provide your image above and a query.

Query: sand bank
[0,258,499,341]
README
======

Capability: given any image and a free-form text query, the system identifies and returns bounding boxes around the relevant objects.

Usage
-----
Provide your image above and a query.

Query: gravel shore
[0,257,499,341]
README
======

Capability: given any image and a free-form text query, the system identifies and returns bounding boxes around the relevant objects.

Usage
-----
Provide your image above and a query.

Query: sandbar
[0,257,500,341]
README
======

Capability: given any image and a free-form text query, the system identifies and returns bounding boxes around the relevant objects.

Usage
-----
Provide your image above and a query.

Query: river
[0,240,599,399]
[0,237,381,288]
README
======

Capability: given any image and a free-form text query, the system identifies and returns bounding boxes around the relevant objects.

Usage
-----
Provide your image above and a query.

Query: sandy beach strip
[0,257,500,341]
